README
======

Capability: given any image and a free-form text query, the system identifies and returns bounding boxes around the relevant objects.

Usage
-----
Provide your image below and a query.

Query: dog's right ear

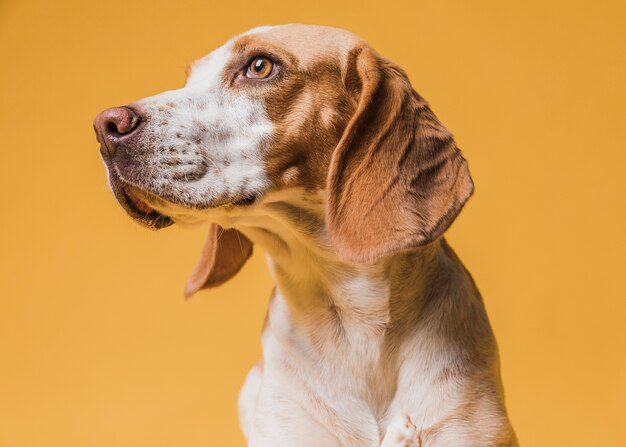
[184,224,253,298]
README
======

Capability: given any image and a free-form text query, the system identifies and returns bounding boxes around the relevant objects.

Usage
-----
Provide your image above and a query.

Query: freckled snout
[93,106,142,158]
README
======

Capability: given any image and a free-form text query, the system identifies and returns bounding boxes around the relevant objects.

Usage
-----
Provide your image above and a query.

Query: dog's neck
[220,189,467,334]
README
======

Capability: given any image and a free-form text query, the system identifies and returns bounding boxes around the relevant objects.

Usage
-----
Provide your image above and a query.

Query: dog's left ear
[185,224,253,298]
[327,46,474,263]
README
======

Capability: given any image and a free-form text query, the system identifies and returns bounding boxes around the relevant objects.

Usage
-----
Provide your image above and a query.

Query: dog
[94,24,518,447]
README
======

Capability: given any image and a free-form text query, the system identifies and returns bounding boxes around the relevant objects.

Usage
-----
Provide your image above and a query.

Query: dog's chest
[263,267,400,403]
[260,286,389,444]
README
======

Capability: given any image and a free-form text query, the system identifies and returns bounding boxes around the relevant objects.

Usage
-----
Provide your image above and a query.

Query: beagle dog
[94,25,518,447]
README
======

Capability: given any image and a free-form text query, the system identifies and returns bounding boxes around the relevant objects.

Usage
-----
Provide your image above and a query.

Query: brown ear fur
[184,224,253,298]
[327,46,474,263]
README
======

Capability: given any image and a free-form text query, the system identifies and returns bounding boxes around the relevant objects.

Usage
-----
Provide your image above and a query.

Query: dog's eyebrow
[231,37,298,67]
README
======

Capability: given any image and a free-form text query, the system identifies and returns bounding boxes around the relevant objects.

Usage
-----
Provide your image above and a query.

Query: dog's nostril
[106,120,120,135]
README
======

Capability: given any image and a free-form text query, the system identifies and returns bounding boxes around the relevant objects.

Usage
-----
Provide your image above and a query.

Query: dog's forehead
[237,25,361,68]
[187,25,361,85]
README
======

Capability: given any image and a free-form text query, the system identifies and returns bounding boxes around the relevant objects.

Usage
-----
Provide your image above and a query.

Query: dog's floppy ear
[184,224,253,298]
[327,46,474,263]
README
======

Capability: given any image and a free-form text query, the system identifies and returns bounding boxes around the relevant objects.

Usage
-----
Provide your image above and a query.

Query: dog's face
[95,24,474,296]
[95,25,358,227]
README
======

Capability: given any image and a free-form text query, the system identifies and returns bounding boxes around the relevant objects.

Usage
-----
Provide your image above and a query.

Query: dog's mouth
[107,170,173,229]
[121,185,173,228]
[107,167,260,228]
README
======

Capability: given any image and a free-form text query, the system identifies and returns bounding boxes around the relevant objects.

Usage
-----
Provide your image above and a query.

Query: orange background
[1,0,625,446]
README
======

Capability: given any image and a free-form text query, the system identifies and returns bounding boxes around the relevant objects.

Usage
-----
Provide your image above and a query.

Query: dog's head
[94,24,473,296]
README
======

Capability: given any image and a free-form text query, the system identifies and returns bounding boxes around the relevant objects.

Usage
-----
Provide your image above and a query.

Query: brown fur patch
[326,46,475,263]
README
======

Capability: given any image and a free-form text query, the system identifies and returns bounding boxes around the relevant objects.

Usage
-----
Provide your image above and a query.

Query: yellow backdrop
[1,0,624,445]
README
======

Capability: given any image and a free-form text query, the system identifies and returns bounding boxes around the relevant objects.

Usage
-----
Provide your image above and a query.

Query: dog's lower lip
[120,185,173,228]
[124,187,154,214]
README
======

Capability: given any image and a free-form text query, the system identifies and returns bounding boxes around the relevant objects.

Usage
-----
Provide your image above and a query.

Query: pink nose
[93,106,141,157]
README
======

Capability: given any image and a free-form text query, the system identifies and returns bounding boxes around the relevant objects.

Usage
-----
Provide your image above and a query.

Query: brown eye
[246,57,274,79]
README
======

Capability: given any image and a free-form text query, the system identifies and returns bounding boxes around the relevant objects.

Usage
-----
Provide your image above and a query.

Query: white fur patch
[128,32,273,211]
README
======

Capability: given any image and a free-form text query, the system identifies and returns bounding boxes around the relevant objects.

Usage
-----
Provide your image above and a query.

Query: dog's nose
[93,106,141,157]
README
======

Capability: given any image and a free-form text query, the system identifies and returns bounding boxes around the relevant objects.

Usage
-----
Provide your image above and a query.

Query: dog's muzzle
[94,106,173,229]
